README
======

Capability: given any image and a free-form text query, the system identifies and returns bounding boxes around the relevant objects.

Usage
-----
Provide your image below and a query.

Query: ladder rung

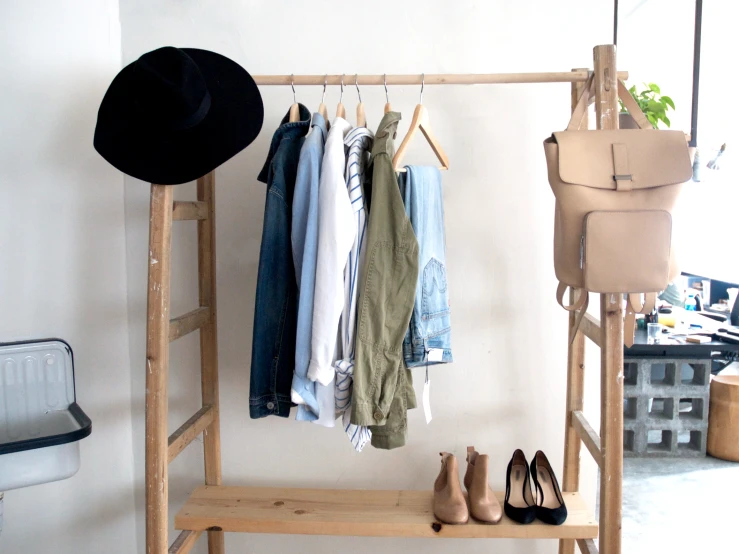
[168,405,214,464]
[173,201,208,221]
[572,410,602,468]
[168,530,202,554]
[169,307,210,342]
[581,313,601,347]
[577,538,598,554]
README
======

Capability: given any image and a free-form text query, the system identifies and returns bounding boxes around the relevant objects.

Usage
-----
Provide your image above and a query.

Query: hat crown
[133,47,211,130]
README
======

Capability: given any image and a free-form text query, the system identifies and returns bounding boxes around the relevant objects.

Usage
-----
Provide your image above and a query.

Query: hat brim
[94,48,264,185]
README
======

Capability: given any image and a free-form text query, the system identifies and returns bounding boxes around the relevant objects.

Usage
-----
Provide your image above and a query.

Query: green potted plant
[619,83,675,129]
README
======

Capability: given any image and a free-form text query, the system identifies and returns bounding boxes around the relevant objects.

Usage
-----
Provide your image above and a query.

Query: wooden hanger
[383,73,392,114]
[336,74,346,119]
[288,74,300,122]
[392,74,450,172]
[355,74,366,127]
[317,75,329,122]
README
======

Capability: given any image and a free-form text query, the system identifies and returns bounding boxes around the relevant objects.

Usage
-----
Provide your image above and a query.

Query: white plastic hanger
[392,73,450,172]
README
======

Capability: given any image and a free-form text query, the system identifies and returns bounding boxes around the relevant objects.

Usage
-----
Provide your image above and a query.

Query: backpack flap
[551,129,692,191]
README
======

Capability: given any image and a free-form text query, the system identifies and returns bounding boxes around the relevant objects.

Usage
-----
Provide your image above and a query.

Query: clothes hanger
[383,73,392,114]
[392,73,450,172]
[336,74,346,119]
[288,74,300,122]
[317,75,329,122]
[355,74,366,127]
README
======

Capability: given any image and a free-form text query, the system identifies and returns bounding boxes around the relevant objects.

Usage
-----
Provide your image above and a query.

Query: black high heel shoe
[504,449,536,524]
[530,450,568,525]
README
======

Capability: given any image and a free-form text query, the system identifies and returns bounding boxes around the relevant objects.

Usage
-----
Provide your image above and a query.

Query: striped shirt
[334,126,374,451]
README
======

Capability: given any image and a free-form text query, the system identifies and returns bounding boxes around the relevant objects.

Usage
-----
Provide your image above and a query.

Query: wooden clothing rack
[145,45,625,554]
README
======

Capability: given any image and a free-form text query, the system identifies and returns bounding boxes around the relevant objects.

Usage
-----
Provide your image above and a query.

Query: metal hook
[339,74,344,103]
[290,74,296,103]
[420,73,424,104]
[322,75,327,104]
[383,73,389,103]
[355,74,362,103]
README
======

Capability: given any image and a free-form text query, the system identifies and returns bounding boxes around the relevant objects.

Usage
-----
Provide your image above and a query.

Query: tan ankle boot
[464,446,503,524]
[433,452,469,524]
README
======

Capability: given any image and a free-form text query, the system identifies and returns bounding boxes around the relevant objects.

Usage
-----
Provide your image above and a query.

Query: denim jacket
[249,104,311,418]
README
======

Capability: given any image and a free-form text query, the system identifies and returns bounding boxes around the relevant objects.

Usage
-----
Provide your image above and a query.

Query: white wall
[121,2,613,553]
[0,1,138,553]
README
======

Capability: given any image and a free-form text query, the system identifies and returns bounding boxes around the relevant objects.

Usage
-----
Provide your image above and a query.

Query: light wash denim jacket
[290,113,328,421]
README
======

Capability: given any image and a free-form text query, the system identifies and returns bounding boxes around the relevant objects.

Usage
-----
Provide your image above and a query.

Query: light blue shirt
[291,113,327,421]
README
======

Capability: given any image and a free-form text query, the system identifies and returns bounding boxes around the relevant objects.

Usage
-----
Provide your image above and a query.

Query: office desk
[625,329,739,358]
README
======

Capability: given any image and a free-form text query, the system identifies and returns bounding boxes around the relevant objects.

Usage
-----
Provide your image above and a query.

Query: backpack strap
[617,80,654,130]
[566,74,595,131]
[557,282,589,344]
[624,293,657,347]
[567,76,654,132]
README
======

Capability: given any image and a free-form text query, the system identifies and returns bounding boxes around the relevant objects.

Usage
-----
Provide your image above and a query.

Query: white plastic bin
[0,339,91,491]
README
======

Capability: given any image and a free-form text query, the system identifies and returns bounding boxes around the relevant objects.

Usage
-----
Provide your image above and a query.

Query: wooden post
[558,68,590,554]
[594,44,623,554]
[197,172,225,554]
[146,184,174,554]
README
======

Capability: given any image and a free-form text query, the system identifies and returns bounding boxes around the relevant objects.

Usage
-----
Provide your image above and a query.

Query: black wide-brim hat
[94,47,263,185]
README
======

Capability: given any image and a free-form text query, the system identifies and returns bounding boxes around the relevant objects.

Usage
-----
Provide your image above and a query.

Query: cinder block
[623,358,710,457]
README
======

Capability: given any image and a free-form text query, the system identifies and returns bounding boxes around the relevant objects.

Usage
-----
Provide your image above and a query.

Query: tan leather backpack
[544,75,692,345]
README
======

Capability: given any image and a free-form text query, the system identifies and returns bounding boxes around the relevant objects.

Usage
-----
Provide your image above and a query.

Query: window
[618,1,738,282]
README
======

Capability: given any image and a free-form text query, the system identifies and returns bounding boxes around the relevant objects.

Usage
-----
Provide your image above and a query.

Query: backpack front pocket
[582,210,673,293]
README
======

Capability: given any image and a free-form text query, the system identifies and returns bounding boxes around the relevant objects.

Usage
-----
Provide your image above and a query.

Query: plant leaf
[649,83,661,93]
[662,115,671,128]
[648,100,665,114]
[661,96,675,110]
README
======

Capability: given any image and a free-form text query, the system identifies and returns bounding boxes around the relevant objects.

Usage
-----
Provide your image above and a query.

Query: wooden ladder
[145,173,224,554]
[142,45,624,554]
[559,45,624,554]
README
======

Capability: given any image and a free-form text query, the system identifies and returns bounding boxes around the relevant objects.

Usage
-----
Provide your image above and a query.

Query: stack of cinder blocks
[623,358,710,457]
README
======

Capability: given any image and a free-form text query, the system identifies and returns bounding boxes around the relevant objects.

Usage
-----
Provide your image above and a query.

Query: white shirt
[334,126,374,451]
[308,117,355,424]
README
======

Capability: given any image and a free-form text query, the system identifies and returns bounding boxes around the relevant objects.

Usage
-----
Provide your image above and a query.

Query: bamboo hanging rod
[252,71,628,86]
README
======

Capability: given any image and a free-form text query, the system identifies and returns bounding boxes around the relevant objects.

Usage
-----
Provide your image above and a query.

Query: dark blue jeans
[249,105,310,418]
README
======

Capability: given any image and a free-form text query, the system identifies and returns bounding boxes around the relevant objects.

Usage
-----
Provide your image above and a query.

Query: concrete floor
[622,455,738,553]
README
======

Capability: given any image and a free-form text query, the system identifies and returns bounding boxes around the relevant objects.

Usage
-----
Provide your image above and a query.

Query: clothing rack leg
[146,184,175,554]
[197,173,225,554]
[594,44,623,554]
[559,68,590,554]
